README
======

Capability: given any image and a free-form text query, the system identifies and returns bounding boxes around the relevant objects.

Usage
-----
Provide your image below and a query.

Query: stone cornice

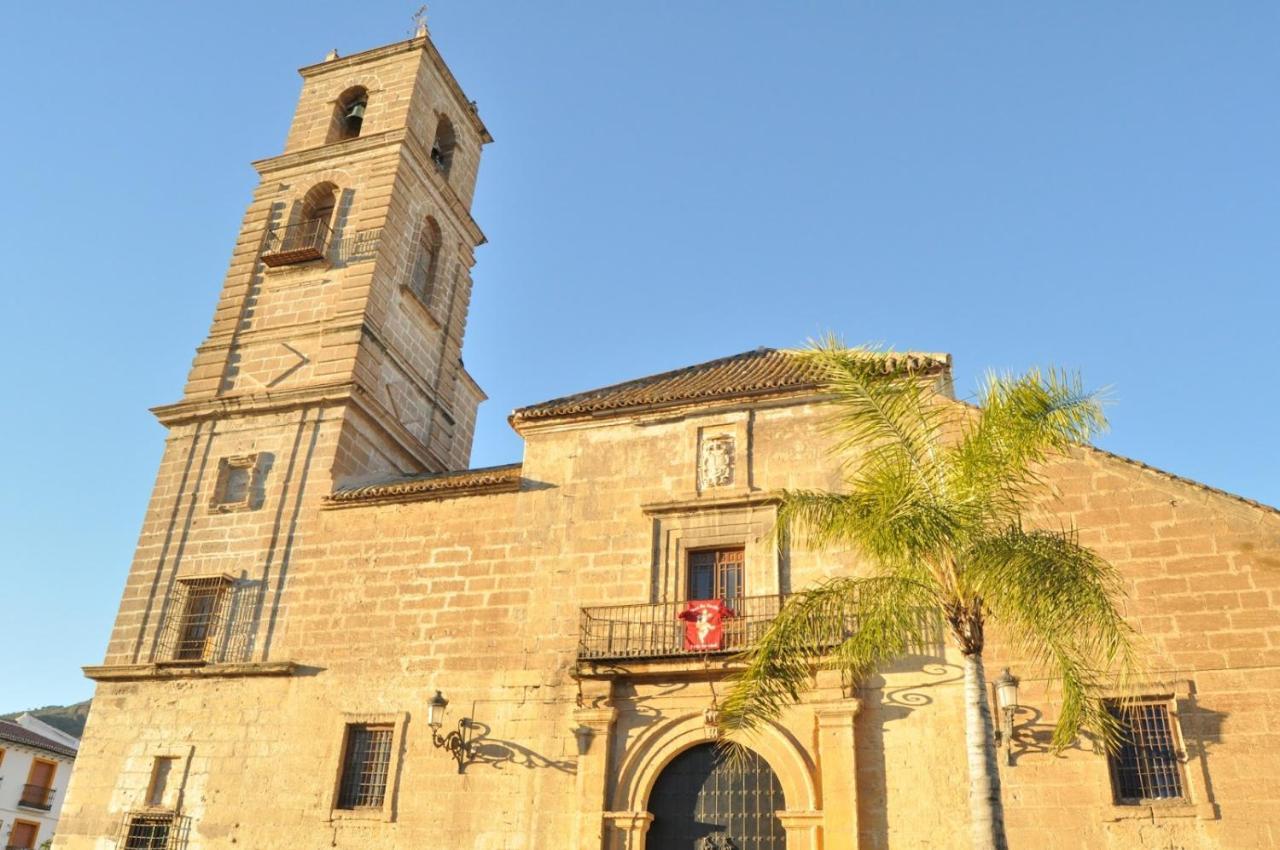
[151,381,355,427]
[84,661,299,682]
[252,129,406,175]
[298,37,427,77]
[572,656,750,681]
[640,492,781,516]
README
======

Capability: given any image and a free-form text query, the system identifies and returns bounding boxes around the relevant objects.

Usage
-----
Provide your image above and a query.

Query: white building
[0,717,77,849]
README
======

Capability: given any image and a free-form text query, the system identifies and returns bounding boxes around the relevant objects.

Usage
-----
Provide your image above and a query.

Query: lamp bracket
[432,718,474,773]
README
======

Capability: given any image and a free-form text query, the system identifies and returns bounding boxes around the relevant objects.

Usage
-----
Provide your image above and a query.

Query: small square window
[1107,699,1186,804]
[121,812,176,850]
[210,454,258,512]
[337,725,394,810]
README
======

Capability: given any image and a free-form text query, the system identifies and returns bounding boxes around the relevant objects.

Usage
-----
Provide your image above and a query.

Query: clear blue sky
[0,3,1276,711]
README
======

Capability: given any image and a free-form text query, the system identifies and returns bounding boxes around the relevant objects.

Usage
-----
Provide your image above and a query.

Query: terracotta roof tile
[328,463,523,505]
[510,347,950,426]
[0,719,77,759]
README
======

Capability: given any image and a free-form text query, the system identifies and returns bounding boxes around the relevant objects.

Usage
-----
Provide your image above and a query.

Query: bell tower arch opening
[330,85,368,141]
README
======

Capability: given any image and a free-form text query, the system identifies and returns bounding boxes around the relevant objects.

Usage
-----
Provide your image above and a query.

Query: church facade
[49,31,1280,850]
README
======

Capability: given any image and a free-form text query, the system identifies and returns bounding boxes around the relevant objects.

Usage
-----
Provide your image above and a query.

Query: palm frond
[775,482,957,569]
[966,525,1139,749]
[720,574,939,734]
[950,368,1107,527]
[788,337,952,500]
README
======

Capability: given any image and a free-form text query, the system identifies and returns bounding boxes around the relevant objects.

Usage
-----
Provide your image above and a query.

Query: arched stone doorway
[646,742,786,850]
[602,710,831,850]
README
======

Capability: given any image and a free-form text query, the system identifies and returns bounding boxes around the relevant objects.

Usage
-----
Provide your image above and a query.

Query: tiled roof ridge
[510,346,950,425]
[0,718,78,759]
[328,462,523,505]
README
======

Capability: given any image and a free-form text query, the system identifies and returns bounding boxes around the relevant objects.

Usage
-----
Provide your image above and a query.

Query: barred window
[1107,700,1186,804]
[122,813,174,850]
[337,725,394,809]
[165,577,232,662]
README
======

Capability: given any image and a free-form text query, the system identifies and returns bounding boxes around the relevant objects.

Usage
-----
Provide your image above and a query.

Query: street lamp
[993,668,1020,765]
[428,690,474,773]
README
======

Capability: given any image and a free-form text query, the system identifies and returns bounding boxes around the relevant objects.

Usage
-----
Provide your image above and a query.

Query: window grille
[1107,700,1186,803]
[337,725,394,809]
[119,812,187,850]
[155,578,234,663]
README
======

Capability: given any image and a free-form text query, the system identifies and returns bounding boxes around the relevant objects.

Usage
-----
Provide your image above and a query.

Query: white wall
[0,743,74,848]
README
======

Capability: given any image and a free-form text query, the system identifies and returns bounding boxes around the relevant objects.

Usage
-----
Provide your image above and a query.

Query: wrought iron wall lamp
[427,690,475,773]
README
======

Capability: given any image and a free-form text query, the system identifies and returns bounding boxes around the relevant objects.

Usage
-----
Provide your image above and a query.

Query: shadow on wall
[855,655,961,850]
[465,720,576,774]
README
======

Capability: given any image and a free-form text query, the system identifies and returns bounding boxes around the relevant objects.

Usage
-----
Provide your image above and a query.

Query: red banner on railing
[678,599,734,651]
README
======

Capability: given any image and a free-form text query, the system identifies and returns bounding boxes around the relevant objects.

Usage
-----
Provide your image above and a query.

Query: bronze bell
[345,101,366,121]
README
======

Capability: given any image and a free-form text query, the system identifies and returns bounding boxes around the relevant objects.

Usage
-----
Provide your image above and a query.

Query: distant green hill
[1,701,91,739]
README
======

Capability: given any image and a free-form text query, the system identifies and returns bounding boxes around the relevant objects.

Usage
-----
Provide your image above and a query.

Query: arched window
[430,115,456,176]
[301,183,337,227]
[263,183,338,266]
[409,217,442,305]
[330,87,368,142]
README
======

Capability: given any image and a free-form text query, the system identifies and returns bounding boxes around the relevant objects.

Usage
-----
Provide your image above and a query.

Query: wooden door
[647,743,786,850]
[9,820,40,850]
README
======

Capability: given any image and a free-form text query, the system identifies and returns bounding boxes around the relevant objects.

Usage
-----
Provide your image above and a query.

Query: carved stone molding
[698,434,735,489]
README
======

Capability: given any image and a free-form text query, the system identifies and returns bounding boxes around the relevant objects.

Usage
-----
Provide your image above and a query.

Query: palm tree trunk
[963,650,1009,850]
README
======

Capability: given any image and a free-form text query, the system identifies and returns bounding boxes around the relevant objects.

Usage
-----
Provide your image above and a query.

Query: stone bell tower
[96,31,491,668]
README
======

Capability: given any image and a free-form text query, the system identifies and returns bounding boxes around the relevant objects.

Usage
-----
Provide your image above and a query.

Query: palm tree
[720,341,1138,850]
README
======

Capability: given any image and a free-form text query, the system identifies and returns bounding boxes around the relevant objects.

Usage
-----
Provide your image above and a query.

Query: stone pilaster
[815,701,862,850]
[574,706,618,850]
[777,810,824,850]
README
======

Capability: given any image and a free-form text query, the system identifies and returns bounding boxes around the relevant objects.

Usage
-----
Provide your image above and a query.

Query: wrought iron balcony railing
[18,783,54,810]
[260,218,331,266]
[578,594,786,661]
